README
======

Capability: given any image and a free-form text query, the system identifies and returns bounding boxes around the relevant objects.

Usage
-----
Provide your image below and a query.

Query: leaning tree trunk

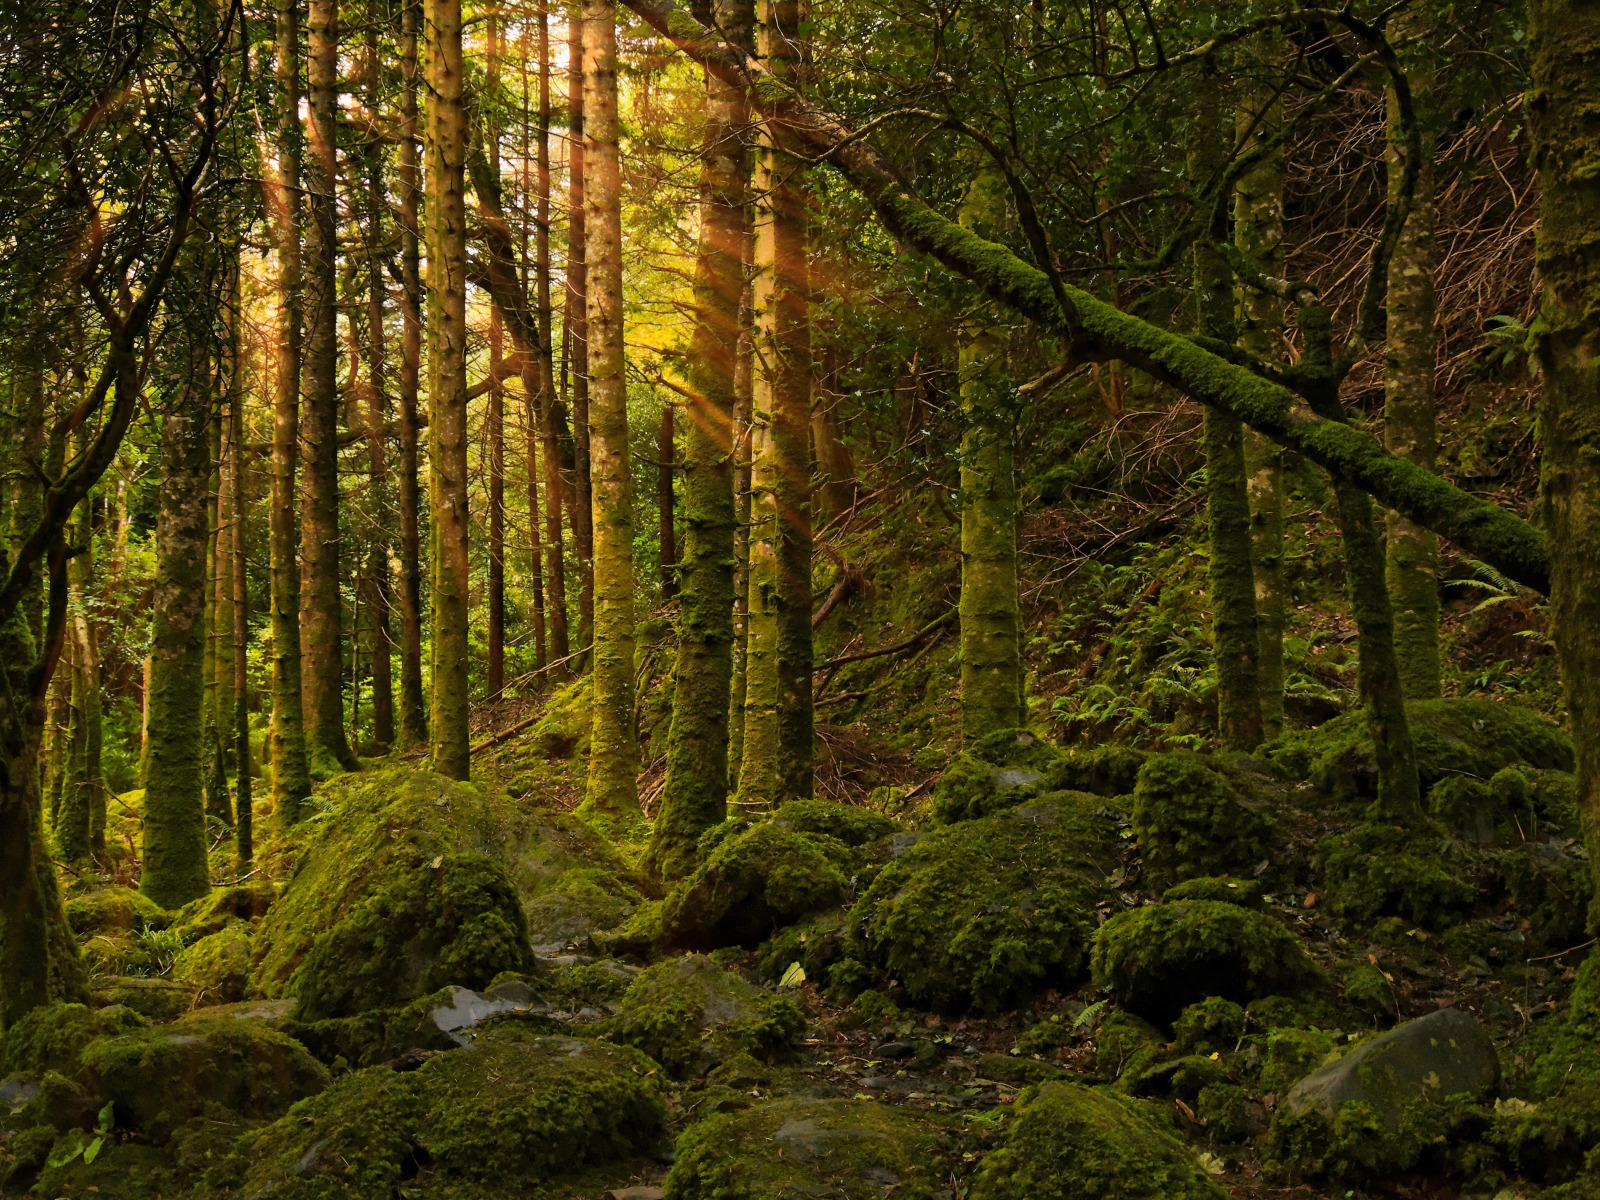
[267,0,314,821]
[956,173,1022,744]
[142,386,214,910]
[425,0,472,780]
[1528,0,1600,925]
[301,0,353,772]
[579,0,642,832]
[1192,81,1262,752]
[735,0,813,811]
[1384,59,1443,701]
[650,0,753,879]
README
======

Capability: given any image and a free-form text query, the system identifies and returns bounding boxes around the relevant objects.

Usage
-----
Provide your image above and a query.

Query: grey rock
[876,1041,915,1059]
[992,768,1044,792]
[430,983,549,1045]
[1285,1006,1498,1128]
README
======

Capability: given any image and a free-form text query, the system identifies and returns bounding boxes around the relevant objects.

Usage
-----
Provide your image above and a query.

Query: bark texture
[568,6,597,659]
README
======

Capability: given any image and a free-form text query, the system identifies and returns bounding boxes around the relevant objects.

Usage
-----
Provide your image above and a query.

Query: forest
[0,0,1598,1195]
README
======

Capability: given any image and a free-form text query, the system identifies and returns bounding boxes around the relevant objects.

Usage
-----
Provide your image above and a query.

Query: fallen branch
[814,609,956,673]
[1068,576,1166,685]
[470,711,543,756]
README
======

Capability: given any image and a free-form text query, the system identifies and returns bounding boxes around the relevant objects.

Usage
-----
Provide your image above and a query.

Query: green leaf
[83,1136,104,1165]
[96,1100,115,1134]
[47,1132,86,1169]
[778,961,807,989]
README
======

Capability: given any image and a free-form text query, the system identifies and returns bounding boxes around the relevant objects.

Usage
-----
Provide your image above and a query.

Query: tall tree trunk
[55,489,96,862]
[534,6,565,674]
[1384,62,1442,701]
[735,0,812,810]
[579,0,641,830]
[425,0,471,780]
[1191,80,1262,752]
[395,0,429,750]
[486,11,507,703]
[568,3,596,661]
[728,233,755,788]
[268,0,314,820]
[1234,67,1287,740]
[1528,0,1600,922]
[956,172,1022,744]
[302,0,353,772]
[204,362,232,825]
[650,0,752,879]
[143,383,214,910]
[231,348,254,865]
[657,402,677,600]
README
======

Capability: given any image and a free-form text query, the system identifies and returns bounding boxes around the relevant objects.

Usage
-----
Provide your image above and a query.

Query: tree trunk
[657,402,677,600]
[231,343,254,865]
[579,0,641,831]
[425,0,471,780]
[1192,82,1262,752]
[142,386,214,910]
[204,362,232,826]
[568,3,596,661]
[1384,64,1443,701]
[650,0,752,879]
[957,174,1022,744]
[395,0,429,750]
[486,12,507,704]
[534,6,564,675]
[728,222,755,788]
[1235,69,1288,740]
[268,0,314,821]
[735,0,812,810]
[1528,0,1600,924]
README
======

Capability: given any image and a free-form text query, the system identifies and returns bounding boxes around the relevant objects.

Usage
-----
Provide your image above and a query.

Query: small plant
[47,1101,115,1168]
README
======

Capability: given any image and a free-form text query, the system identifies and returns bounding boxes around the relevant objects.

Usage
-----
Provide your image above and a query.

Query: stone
[1284,1007,1499,1127]
[428,982,549,1046]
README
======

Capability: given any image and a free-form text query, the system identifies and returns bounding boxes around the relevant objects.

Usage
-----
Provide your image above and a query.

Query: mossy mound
[170,881,277,940]
[249,769,535,1020]
[1,1002,148,1077]
[665,1097,954,1199]
[1091,900,1323,1026]
[1316,823,1475,928]
[1268,698,1573,806]
[79,1012,329,1142]
[603,954,805,1078]
[173,921,254,1006]
[527,675,593,759]
[1131,752,1274,885]
[87,977,195,1021]
[969,1081,1227,1200]
[63,887,168,936]
[1044,745,1151,799]
[523,866,646,953]
[661,820,851,950]
[1161,875,1264,907]
[849,792,1117,1012]
[217,1027,666,1199]
[932,727,1060,823]
[769,798,901,846]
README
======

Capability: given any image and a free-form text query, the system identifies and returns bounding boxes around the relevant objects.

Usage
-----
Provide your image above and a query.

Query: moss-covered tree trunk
[657,403,677,600]
[268,0,314,821]
[394,0,428,751]
[230,356,254,865]
[534,9,566,675]
[568,6,597,663]
[301,0,354,773]
[425,0,471,780]
[1192,83,1262,751]
[735,0,813,810]
[143,388,214,910]
[1235,72,1288,740]
[580,0,642,830]
[728,224,755,787]
[203,375,231,826]
[1528,0,1600,924]
[956,175,1022,744]
[651,0,753,878]
[486,15,507,704]
[1384,68,1443,701]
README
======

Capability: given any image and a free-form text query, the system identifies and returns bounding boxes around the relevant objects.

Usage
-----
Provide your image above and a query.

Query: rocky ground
[1,694,1595,1199]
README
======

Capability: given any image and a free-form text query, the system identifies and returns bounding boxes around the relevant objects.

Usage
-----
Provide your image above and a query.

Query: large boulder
[1316,823,1475,929]
[173,921,254,1006]
[665,1097,953,1200]
[63,887,168,936]
[1091,900,1323,1027]
[1131,752,1275,885]
[214,1027,667,1199]
[849,792,1117,1012]
[969,1081,1227,1200]
[603,954,804,1078]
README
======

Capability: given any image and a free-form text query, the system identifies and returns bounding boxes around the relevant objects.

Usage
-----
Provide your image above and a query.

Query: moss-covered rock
[64,887,168,936]
[87,977,196,1021]
[1092,900,1323,1026]
[1172,997,1245,1055]
[1131,752,1274,885]
[79,1012,329,1142]
[1261,1026,1336,1094]
[1496,837,1593,950]
[1044,745,1151,799]
[523,866,645,953]
[1316,822,1475,928]
[969,1081,1227,1200]
[932,728,1060,823]
[1161,875,1264,907]
[1269,698,1574,807]
[603,954,804,1078]
[661,820,851,950]
[170,881,277,940]
[665,1097,954,1199]
[849,792,1117,1012]
[769,798,901,847]
[1,1003,147,1078]
[1094,1010,1165,1089]
[217,1026,666,1199]
[173,921,254,1007]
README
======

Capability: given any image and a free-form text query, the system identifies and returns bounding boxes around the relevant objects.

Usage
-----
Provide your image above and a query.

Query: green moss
[665,1096,953,1199]
[1173,997,1245,1055]
[932,728,1058,823]
[1343,963,1395,1022]
[523,866,644,952]
[849,792,1116,1012]
[0,1122,56,1189]
[754,908,848,991]
[170,881,276,940]
[1094,1010,1165,1089]
[1198,1081,1254,1141]
[769,798,900,846]
[1267,1092,1486,1182]
[1043,746,1150,798]
[1506,950,1600,1175]
[661,820,849,950]
[291,851,533,1021]
[173,920,254,1006]
[970,1081,1227,1200]
[540,958,638,1009]
[79,1012,329,1142]
[63,887,168,937]
[603,954,804,1078]
[1092,900,1323,1026]
[1316,822,1474,928]
[1161,875,1264,907]
[1131,753,1274,885]
[1,1002,147,1077]
[1496,838,1592,949]
[1428,776,1499,841]
[1260,1027,1336,1094]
